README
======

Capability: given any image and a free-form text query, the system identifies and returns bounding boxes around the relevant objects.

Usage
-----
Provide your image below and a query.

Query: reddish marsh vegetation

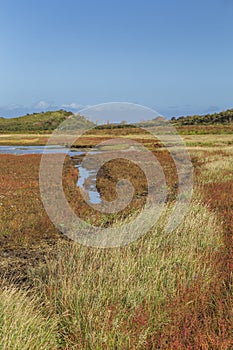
[153,148,233,349]
[0,147,177,279]
[0,137,232,349]
[0,154,63,284]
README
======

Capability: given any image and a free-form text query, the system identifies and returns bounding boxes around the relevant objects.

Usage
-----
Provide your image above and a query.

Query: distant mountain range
[0,108,232,133]
[0,102,86,119]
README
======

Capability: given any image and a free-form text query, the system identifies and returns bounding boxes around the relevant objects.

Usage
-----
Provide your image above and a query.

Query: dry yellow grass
[0,286,57,350]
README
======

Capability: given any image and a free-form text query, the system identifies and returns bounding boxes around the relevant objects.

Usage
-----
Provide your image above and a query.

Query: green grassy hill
[0,110,94,133]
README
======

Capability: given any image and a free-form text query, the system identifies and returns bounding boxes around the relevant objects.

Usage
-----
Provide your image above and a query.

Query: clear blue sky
[1,0,233,118]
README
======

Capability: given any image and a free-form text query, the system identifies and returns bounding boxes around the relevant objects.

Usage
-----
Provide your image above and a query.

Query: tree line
[171,109,233,125]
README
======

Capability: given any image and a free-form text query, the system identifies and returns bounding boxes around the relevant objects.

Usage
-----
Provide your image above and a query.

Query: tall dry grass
[30,201,223,349]
[0,286,57,350]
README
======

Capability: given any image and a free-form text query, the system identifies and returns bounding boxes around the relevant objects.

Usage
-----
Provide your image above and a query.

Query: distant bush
[95,123,136,130]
